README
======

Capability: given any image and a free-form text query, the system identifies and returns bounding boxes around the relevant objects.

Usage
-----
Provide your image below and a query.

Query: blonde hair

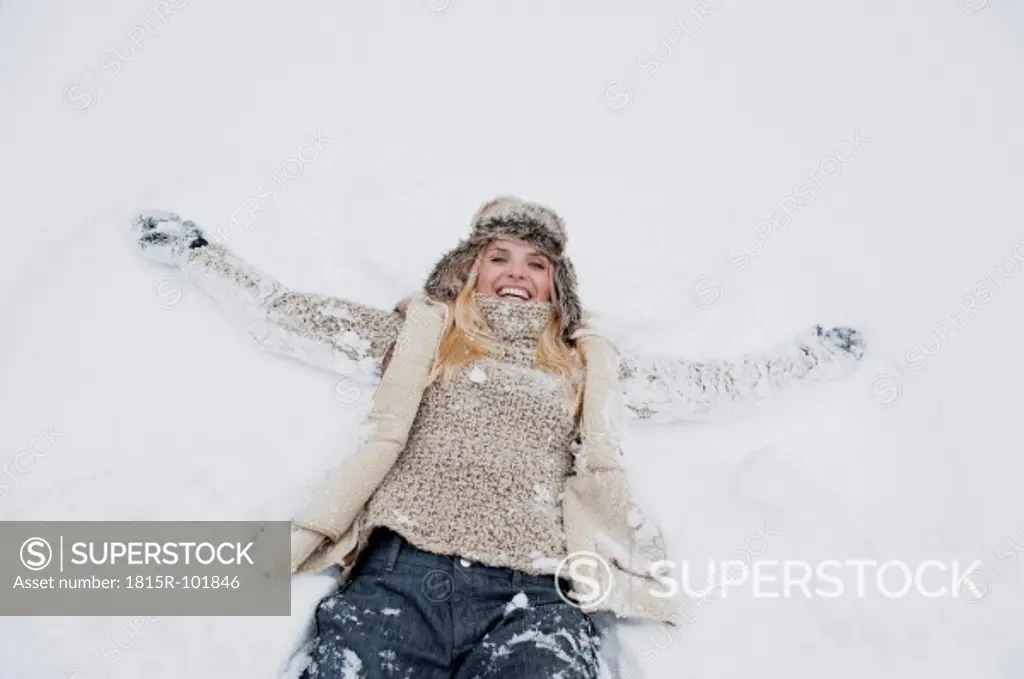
[424,246,588,419]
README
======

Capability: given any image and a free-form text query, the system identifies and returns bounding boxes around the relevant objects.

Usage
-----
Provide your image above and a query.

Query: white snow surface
[2,1,1024,678]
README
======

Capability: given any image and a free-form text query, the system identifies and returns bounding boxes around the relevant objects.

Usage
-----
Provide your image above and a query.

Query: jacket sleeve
[618,327,860,424]
[179,242,402,380]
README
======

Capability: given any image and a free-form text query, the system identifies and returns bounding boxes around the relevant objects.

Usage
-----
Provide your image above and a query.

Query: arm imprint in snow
[617,324,865,423]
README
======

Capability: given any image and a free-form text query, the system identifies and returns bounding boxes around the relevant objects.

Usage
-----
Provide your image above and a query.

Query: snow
[377,648,398,673]
[531,554,563,572]
[391,511,416,527]
[504,592,531,616]
[338,649,362,679]
[2,0,1024,678]
[533,483,558,520]
[499,627,595,672]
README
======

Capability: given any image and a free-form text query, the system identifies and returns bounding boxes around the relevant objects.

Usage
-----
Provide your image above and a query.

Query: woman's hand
[813,324,866,361]
[131,209,209,266]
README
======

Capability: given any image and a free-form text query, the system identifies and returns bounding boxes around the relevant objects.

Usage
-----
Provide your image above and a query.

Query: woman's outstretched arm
[132,210,402,380]
[618,325,865,424]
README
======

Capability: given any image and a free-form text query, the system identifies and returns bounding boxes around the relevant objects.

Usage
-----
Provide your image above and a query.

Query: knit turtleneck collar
[473,291,554,342]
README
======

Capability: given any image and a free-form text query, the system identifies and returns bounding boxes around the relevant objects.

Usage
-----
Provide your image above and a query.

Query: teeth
[498,287,529,300]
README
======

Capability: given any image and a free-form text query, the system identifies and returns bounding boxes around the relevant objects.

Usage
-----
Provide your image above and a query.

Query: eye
[490,256,507,263]
[529,261,547,271]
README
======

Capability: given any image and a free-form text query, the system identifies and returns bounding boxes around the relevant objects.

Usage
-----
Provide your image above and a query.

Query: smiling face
[474,238,554,303]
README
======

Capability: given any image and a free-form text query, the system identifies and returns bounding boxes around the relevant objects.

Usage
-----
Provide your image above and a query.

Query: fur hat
[423,195,583,343]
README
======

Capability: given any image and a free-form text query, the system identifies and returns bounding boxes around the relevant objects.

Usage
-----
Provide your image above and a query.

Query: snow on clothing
[300,526,602,679]
[172,241,863,626]
[132,204,865,624]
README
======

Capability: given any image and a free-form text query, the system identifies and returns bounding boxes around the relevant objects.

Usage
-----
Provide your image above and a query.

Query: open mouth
[495,286,532,302]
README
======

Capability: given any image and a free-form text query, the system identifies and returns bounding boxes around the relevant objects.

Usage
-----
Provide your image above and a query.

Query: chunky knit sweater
[364,292,577,573]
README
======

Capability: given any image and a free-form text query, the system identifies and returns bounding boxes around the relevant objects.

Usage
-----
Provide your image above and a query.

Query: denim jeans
[299,527,602,679]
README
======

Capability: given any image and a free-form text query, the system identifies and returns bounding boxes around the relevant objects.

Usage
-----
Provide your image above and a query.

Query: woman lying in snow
[132,197,864,679]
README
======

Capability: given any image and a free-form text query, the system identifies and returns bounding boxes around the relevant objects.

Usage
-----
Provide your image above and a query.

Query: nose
[508,259,528,279]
